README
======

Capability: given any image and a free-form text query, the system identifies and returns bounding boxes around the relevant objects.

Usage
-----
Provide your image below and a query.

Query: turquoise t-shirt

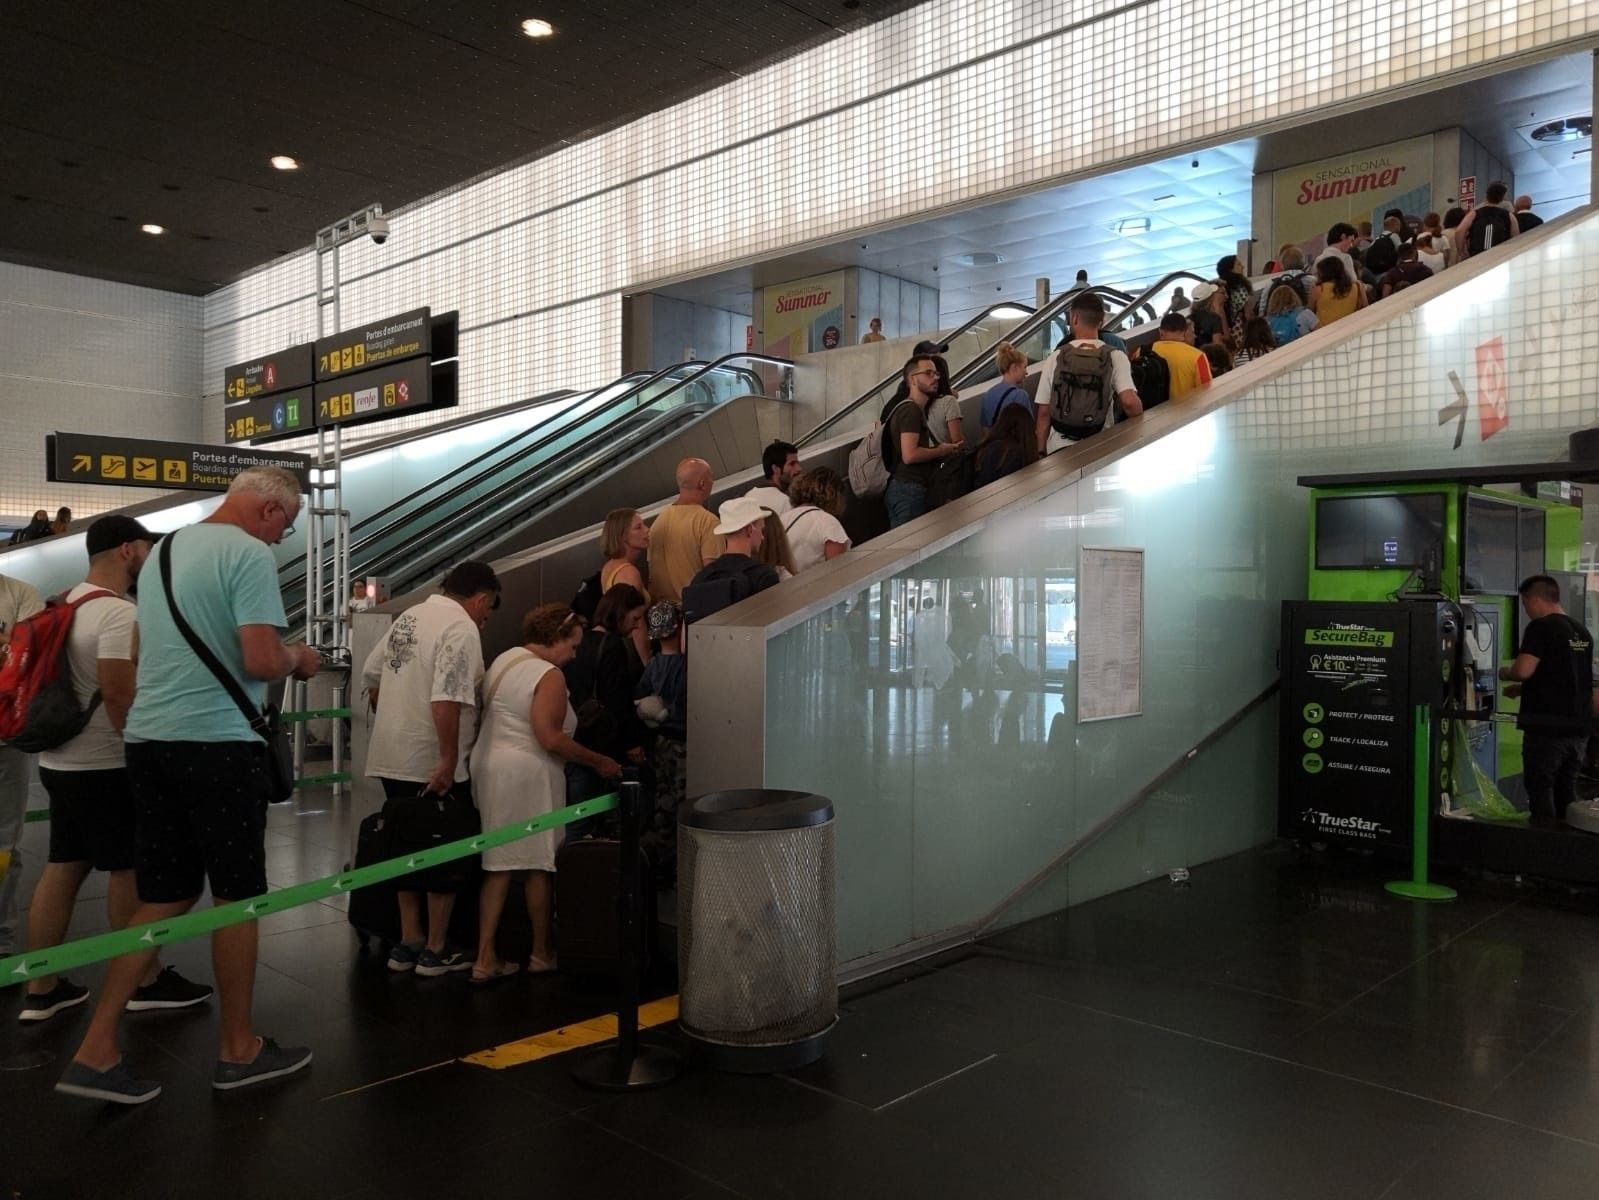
[125,523,288,744]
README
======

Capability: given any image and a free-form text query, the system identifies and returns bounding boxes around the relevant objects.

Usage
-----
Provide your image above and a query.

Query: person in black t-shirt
[1501,574,1598,822]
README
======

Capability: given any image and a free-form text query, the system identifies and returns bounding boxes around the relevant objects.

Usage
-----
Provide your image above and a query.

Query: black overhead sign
[224,343,314,401]
[224,388,316,445]
[315,307,430,381]
[313,356,455,431]
[48,432,312,493]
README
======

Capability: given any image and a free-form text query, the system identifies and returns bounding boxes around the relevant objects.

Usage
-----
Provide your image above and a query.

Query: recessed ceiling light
[1531,116,1591,143]
[952,251,1005,267]
[270,155,300,171]
[1152,194,1176,203]
[1111,218,1151,237]
[520,18,555,38]
[141,223,165,235]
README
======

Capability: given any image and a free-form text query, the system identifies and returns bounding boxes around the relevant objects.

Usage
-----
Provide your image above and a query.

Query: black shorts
[127,740,271,904]
[41,766,136,872]
[378,777,479,894]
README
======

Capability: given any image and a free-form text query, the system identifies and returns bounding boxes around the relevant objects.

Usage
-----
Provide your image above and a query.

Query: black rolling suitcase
[554,838,654,975]
[345,800,483,952]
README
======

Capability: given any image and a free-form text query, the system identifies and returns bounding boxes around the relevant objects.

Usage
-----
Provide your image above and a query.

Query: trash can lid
[681,789,833,831]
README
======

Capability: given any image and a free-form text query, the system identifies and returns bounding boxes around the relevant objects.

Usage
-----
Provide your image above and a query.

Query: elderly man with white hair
[58,466,322,1106]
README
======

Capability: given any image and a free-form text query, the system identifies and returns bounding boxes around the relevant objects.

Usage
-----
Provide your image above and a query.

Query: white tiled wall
[0,263,203,521]
[180,0,1592,455]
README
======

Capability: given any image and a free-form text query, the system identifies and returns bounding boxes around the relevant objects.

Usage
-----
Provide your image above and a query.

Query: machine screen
[1315,493,1447,570]
[1463,496,1521,593]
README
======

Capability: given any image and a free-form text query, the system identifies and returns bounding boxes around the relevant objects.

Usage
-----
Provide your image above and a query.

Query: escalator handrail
[288,356,792,602]
[794,299,1042,447]
[278,360,716,585]
[1103,270,1212,333]
[297,398,725,611]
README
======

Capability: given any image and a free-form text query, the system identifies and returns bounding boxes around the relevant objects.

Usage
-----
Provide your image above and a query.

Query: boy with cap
[635,601,688,881]
[19,515,213,1023]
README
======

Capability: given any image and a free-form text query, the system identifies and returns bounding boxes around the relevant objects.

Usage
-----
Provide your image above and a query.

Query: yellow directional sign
[49,432,310,494]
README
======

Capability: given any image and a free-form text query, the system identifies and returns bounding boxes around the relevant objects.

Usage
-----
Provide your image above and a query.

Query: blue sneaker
[213,1037,312,1091]
[56,1058,161,1106]
[386,941,423,973]
[415,947,472,977]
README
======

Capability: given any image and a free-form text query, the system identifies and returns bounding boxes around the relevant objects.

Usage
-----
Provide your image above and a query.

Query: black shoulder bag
[158,533,295,802]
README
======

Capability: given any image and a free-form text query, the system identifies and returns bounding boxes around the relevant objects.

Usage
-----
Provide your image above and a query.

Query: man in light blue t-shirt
[60,467,322,1107]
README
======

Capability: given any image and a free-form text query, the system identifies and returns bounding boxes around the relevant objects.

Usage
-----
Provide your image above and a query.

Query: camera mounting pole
[293,202,387,796]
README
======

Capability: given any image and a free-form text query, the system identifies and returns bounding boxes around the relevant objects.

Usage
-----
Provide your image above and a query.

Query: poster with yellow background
[762,271,846,357]
[1272,136,1434,255]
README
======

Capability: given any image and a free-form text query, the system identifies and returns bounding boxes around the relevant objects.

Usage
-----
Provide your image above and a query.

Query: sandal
[469,962,522,986]
[526,955,558,975]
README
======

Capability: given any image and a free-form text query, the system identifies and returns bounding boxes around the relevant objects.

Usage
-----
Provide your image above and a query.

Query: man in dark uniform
[1501,575,1598,824]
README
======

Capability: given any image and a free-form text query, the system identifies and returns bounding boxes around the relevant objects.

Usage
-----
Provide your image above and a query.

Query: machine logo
[1305,628,1395,648]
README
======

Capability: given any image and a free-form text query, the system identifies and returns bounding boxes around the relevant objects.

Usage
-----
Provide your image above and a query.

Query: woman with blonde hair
[782,466,852,571]
[757,512,799,580]
[1266,284,1317,344]
[597,507,650,660]
[979,341,1031,432]
[471,603,622,982]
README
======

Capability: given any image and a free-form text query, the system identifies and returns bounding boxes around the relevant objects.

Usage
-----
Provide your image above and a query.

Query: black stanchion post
[572,773,680,1091]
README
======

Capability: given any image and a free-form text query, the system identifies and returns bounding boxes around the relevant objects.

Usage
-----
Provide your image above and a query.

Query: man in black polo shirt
[1501,575,1598,824]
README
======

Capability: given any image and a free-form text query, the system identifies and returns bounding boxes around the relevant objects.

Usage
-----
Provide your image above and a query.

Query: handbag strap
[158,532,271,737]
[482,648,536,712]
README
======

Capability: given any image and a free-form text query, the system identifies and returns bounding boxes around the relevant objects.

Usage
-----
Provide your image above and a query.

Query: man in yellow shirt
[1148,313,1213,400]
[647,458,723,603]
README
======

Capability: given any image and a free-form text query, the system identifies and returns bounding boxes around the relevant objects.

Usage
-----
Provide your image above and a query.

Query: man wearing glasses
[883,355,965,527]
[59,467,322,1105]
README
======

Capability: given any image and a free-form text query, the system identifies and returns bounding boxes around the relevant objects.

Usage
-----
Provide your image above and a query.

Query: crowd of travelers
[0,179,1547,1108]
[0,469,322,1105]
[8,507,72,545]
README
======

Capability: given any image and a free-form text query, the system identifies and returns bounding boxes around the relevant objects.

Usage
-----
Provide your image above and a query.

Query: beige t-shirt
[647,504,722,603]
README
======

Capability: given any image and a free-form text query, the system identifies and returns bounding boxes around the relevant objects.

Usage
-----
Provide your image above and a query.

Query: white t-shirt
[0,574,44,636]
[1316,246,1356,282]
[362,594,484,783]
[782,506,851,572]
[38,584,135,772]
[743,485,791,516]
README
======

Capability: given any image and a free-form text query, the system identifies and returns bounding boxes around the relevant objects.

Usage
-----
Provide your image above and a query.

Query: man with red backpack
[0,569,45,962]
[17,516,212,1023]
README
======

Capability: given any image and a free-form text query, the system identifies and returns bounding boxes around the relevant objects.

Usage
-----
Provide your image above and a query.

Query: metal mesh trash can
[678,790,836,1072]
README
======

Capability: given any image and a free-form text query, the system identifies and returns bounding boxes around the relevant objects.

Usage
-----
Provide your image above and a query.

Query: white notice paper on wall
[1078,547,1144,722]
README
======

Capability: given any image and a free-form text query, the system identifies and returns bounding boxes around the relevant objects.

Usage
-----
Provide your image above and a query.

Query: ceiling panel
[0,0,924,293]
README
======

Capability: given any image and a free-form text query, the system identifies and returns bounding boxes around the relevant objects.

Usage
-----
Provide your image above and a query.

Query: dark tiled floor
[8,783,1599,1199]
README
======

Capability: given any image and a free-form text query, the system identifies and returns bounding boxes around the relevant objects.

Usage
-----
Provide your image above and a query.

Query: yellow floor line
[461,995,680,1069]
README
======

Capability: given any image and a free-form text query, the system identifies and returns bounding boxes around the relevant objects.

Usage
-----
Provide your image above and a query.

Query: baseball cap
[86,515,159,557]
[1191,281,1217,303]
[913,339,949,356]
[712,496,773,536]
[645,600,682,641]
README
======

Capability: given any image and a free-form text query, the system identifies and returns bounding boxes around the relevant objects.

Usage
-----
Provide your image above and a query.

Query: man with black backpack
[1362,209,1407,276]
[683,496,781,622]
[1032,292,1142,452]
[1454,181,1520,259]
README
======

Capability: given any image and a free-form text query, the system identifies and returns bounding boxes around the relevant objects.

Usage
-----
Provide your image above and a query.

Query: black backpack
[1468,206,1514,255]
[927,449,976,507]
[570,570,602,622]
[682,574,752,626]
[1128,346,1171,410]
[1048,343,1117,439]
[1363,233,1400,275]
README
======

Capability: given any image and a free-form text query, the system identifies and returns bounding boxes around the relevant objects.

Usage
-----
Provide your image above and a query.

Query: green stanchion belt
[280,708,353,722]
[25,808,50,823]
[0,792,618,987]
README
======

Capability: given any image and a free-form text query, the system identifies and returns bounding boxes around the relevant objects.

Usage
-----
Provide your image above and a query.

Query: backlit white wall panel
[202,0,1599,449]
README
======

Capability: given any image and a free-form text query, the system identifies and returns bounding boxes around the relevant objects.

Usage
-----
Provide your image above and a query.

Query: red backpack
[0,589,116,752]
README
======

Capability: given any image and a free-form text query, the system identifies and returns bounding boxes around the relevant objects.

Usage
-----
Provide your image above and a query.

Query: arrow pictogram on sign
[1440,370,1469,450]
[71,454,91,473]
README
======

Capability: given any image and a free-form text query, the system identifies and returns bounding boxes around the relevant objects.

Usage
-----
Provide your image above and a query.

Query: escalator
[284,353,794,617]
[0,356,789,601]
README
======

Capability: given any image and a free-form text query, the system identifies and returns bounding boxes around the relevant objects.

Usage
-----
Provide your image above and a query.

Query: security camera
[367,215,390,244]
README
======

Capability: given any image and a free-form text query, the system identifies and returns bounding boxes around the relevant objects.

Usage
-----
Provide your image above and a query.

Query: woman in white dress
[471,603,622,982]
